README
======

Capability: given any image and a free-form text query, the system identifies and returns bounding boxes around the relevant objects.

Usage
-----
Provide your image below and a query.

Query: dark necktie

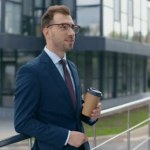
[60,59,76,107]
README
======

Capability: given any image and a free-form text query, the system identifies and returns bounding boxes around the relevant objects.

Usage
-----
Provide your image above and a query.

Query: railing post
[29,138,32,150]
[148,103,150,150]
[127,108,130,150]
[93,124,97,149]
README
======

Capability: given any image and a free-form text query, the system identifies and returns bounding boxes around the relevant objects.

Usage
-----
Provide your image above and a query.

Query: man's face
[46,13,75,53]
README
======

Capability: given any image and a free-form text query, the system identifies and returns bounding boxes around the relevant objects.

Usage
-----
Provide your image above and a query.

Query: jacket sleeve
[14,65,68,149]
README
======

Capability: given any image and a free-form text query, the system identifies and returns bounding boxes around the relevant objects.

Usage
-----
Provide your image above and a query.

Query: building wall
[0,0,150,107]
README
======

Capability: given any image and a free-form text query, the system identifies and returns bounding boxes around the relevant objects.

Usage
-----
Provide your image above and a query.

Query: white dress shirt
[44,47,75,90]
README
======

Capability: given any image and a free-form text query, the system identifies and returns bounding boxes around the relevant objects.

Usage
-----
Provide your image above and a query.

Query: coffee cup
[82,87,102,117]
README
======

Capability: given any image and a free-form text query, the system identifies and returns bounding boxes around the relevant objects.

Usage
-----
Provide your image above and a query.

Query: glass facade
[148,8,150,43]
[5,1,21,34]
[0,0,150,107]
[0,49,39,107]
[103,6,113,37]
[103,52,114,98]
[117,54,145,97]
[68,51,146,99]
[77,0,100,6]
[103,0,149,44]
[114,0,121,22]
[128,0,133,26]
[1,0,150,42]
[0,49,2,106]
[0,0,1,31]
[68,51,100,93]
[103,0,113,7]
[77,1,100,36]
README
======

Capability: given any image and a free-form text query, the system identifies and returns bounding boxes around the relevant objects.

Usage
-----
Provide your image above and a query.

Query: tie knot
[60,59,66,67]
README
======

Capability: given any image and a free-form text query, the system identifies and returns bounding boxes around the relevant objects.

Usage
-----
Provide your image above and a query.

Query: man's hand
[90,102,101,120]
[68,131,88,147]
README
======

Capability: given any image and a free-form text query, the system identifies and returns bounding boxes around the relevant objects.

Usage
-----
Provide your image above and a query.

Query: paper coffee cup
[82,87,102,117]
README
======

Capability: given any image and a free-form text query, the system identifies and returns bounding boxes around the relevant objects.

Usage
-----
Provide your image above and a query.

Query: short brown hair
[41,5,71,30]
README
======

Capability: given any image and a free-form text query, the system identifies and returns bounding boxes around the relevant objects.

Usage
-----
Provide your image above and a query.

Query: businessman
[14,5,101,150]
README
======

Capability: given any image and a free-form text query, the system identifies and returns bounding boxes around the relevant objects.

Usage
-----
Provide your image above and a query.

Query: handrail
[101,96,150,117]
[0,134,30,147]
[91,118,150,150]
[0,96,150,148]
[91,96,150,150]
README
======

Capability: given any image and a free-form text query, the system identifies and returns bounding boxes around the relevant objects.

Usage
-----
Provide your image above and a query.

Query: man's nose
[68,27,75,35]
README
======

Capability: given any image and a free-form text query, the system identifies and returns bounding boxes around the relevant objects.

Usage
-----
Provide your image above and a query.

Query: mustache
[65,36,75,41]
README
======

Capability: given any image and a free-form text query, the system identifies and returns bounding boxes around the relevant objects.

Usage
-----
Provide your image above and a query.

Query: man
[14,5,101,150]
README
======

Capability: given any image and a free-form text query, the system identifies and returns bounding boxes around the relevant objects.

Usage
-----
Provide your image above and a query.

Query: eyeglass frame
[46,23,80,34]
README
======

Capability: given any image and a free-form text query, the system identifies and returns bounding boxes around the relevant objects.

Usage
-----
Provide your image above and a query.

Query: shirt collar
[44,46,66,64]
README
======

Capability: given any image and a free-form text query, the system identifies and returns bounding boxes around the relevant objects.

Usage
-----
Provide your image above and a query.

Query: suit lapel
[39,51,75,112]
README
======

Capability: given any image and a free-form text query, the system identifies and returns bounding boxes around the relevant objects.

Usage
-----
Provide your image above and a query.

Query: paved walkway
[0,119,16,140]
[0,119,29,150]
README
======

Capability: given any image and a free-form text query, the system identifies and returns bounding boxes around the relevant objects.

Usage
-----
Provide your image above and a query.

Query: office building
[0,0,150,107]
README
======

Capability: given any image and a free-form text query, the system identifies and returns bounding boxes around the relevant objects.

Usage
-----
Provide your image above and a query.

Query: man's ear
[43,28,50,39]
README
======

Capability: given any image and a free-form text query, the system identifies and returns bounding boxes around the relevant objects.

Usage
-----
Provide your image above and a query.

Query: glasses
[47,23,80,34]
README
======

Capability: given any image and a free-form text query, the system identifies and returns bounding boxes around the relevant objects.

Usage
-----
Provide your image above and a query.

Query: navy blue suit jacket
[14,51,96,150]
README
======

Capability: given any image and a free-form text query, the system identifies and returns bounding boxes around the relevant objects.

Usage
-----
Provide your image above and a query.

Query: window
[148,8,150,43]
[0,49,2,105]
[117,54,145,96]
[2,64,15,91]
[61,0,76,19]
[1,56,15,105]
[114,0,121,21]
[22,0,33,35]
[77,0,100,36]
[77,0,100,6]
[45,0,52,8]
[121,13,127,39]
[77,6,100,36]
[2,63,15,107]
[133,18,141,42]
[141,0,147,21]
[114,22,121,38]
[68,51,101,94]
[141,21,147,43]
[23,0,32,16]
[103,0,113,7]
[10,0,21,2]
[133,0,141,18]
[91,52,100,89]
[103,52,114,98]
[17,51,38,68]
[76,52,85,92]
[34,9,43,36]
[103,7,113,37]
[35,0,43,8]
[0,0,1,31]
[121,0,127,13]
[128,26,134,40]
[5,2,21,34]
[128,0,133,26]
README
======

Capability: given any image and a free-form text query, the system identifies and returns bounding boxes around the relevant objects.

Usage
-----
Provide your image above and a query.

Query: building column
[113,53,118,98]
[144,56,148,92]
[0,49,2,106]
[1,0,5,32]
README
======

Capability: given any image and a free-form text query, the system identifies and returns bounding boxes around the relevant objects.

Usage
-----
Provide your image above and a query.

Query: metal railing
[0,96,150,149]
[91,96,150,150]
[0,134,31,149]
